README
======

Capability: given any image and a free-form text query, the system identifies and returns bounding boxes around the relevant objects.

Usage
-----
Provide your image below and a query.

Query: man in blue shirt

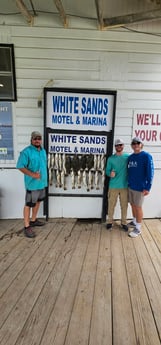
[16,131,48,238]
[127,137,154,238]
[106,138,129,231]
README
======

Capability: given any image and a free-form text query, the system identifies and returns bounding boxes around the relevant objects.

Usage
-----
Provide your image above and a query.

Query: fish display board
[44,88,116,219]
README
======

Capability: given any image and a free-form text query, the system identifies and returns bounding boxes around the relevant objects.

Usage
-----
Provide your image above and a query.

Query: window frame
[0,44,17,102]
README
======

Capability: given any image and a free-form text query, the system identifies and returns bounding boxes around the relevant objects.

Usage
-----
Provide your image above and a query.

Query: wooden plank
[0,221,59,328]
[64,223,101,345]
[0,221,57,296]
[0,221,76,345]
[144,218,161,252]
[40,223,92,345]
[95,0,104,29]
[89,224,112,345]
[11,26,161,43]
[0,218,161,345]
[54,0,68,27]
[13,221,81,345]
[104,9,161,28]
[111,228,136,345]
[15,0,34,25]
[0,238,32,283]
[133,225,161,339]
[141,221,161,281]
[0,236,23,262]
[122,231,160,345]
[0,219,23,239]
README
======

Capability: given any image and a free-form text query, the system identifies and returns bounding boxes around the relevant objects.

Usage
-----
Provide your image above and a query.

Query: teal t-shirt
[16,144,48,190]
[106,152,129,189]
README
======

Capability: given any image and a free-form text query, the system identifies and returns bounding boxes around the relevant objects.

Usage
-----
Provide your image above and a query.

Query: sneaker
[24,226,36,238]
[106,223,112,230]
[121,224,128,232]
[127,221,136,228]
[128,227,141,238]
[30,219,45,227]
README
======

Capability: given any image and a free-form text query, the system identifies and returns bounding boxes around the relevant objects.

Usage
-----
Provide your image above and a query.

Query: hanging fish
[48,153,51,169]
[77,169,82,189]
[93,155,97,171]
[71,155,80,174]
[56,170,61,188]
[80,155,86,171]
[101,155,105,171]
[51,153,55,168]
[62,154,66,174]
[54,153,59,170]
[86,154,94,171]
[97,154,101,171]
[58,153,62,171]
[71,169,76,189]
[49,167,53,185]
[88,170,94,190]
[52,169,57,185]
[95,170,99,190]
[61,170,67,190]
[65,155,71,175]
[83,170,89,192]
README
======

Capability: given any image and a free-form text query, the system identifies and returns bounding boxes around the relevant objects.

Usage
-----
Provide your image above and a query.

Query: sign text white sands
[49,133,107,154]
[46,92,114,131]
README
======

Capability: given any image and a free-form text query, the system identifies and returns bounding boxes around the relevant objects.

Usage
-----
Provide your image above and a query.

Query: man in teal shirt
[106,138,129,230]
[16,131,48,238]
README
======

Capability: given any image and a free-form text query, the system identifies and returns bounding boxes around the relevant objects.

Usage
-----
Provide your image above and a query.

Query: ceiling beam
[147,0,161,4]
[29,0,37,17]
[103,8,161,28]
[15,0,34,25]
[53,0,68,28]
[95,0,104,29]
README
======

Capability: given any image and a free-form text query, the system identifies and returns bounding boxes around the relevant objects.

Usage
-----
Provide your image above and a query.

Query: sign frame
[44,87,117,221]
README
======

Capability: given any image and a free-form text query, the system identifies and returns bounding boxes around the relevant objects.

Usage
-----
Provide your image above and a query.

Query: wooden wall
[0,21,161,218]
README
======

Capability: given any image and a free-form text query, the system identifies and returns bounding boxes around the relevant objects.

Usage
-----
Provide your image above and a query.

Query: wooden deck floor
[0,218,161,345]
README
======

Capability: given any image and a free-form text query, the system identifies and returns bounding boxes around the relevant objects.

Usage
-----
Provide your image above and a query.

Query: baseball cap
[131,136,142,144]
[114,138,124,146]
[31,131,42,139]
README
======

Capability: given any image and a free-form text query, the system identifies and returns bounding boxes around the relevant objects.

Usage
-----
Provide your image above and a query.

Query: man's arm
[18,167,40,179]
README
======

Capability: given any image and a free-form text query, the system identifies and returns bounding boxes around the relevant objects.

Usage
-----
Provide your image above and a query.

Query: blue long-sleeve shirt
[127,151,154,192]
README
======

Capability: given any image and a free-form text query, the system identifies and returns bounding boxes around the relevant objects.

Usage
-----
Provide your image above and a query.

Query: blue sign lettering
[52,96,79,114]
[81,97,108,115]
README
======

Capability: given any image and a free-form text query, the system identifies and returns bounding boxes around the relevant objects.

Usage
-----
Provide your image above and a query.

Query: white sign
[46,91,114,131]
[0,102,14,161]
[133,110,161,145]
[48,133,107,154]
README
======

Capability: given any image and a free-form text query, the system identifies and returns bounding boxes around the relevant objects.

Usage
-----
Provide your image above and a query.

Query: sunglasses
[32,136,42,140]
[115,144,123,147]
[132,142,141,145]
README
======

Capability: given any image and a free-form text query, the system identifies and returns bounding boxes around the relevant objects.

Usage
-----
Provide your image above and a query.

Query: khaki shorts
[25,189,46,207]
[128,188,144,207]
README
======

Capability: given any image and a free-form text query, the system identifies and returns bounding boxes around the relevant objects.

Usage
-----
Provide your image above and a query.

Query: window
[0,44,17,101]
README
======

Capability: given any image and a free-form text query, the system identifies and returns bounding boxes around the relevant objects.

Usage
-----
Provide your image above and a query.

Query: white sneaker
[128,227,141,238]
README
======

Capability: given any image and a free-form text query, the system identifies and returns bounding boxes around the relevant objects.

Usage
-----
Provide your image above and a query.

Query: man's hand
[143,190,149,196]
[19,168,40,179]
[32,171,40,179]
[110,170,116,178]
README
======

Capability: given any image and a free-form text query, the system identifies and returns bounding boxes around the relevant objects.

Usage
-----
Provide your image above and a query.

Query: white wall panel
[49,197,103,218]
